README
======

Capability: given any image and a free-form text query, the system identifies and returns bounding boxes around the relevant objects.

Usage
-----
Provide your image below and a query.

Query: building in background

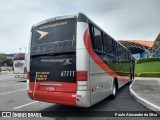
[119,33,160,59]
[5,54,14,60]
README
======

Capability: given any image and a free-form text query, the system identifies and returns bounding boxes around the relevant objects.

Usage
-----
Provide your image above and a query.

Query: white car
[1,66,7,71]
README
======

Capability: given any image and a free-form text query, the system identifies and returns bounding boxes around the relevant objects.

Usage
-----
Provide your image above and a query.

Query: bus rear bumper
[28,90,76,106]
[76,90,91,107]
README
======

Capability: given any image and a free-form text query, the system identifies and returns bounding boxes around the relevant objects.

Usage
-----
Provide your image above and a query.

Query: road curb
[129,80,160,115]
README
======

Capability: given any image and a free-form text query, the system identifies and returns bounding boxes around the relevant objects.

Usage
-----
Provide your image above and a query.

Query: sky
[0,0,160,54]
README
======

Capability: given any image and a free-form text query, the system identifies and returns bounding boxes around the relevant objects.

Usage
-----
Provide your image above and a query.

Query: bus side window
[94,27,103,52]
[89,24,95,49]
[113,42,117,59]
[107,36,113,55]
[101,32,104,52]
[103,34,107,53]
[118,44,122,58]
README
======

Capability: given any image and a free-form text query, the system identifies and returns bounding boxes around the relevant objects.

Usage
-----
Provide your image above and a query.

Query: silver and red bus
[13,53,28,78]
[27,13,134,107]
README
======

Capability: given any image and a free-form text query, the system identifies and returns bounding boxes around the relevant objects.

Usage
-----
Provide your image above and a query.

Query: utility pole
[23,47,27,53]
[19,48,22,53]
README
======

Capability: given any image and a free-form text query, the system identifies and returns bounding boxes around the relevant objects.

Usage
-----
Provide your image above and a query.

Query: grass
[135,61,160,74]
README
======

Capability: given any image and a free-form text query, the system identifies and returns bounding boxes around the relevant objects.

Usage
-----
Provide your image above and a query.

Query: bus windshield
[31,18,77,55]
[14,53,25,60]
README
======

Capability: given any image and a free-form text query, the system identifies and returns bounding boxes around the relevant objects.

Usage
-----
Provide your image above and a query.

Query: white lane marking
[0,89,27,95]
[14,101,39,110]
[0,83,25,87]
[0,81,16,84]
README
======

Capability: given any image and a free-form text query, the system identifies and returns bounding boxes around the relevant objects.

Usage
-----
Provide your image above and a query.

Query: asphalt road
[0,72,159,120]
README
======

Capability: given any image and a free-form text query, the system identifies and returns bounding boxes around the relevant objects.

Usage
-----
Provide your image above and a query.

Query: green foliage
[138,72,160,77]
[0,53,5,61]
[135,61,160,77]
[135,62,160,73]
[0,53,13,67]
[135,73,139,77]
[2,59,13,66]
[137,58,160,64]
[116,71,130,76]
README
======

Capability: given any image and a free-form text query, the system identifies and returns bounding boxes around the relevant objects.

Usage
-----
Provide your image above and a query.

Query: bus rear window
[31,18,77,55]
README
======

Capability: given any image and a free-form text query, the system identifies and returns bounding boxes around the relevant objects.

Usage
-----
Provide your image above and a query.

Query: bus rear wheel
[109,80,117,100]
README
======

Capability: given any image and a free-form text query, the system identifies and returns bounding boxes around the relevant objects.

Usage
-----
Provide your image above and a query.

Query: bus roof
[32,13,87,28]
[31,13,132,55]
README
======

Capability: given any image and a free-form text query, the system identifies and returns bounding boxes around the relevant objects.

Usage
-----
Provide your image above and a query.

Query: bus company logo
[36,30,48,40]
[63,59,72,65]
[41,58,72,65]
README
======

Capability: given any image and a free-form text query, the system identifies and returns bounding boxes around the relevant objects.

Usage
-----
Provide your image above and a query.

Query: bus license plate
[46,86,55,91]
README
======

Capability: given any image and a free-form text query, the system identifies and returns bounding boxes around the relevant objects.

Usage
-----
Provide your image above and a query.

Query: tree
[0,53,5,61]
[0,53,5,72]
[2,59,13,67]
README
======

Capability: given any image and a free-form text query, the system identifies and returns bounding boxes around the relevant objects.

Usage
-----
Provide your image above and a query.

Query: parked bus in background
[13,53,28,78]
[27,13,135,107]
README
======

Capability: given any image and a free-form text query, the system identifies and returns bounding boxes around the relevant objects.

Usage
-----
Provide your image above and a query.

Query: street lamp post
[19,47,27,53]
[19,48,22,53]
[23,47,27,53]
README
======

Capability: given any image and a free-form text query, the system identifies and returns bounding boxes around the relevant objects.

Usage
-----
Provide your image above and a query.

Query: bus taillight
[77,71,88,81]
[77,71,88,91]
[27,72,30,80]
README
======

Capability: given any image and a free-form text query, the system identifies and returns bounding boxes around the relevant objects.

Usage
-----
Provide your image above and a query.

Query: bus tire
[127,74,133,85]
[109,79,117,100]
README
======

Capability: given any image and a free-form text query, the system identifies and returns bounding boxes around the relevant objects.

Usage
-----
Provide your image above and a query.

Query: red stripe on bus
[84,29,130,82]
[33,90,76,106]
[28,81,77,106]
